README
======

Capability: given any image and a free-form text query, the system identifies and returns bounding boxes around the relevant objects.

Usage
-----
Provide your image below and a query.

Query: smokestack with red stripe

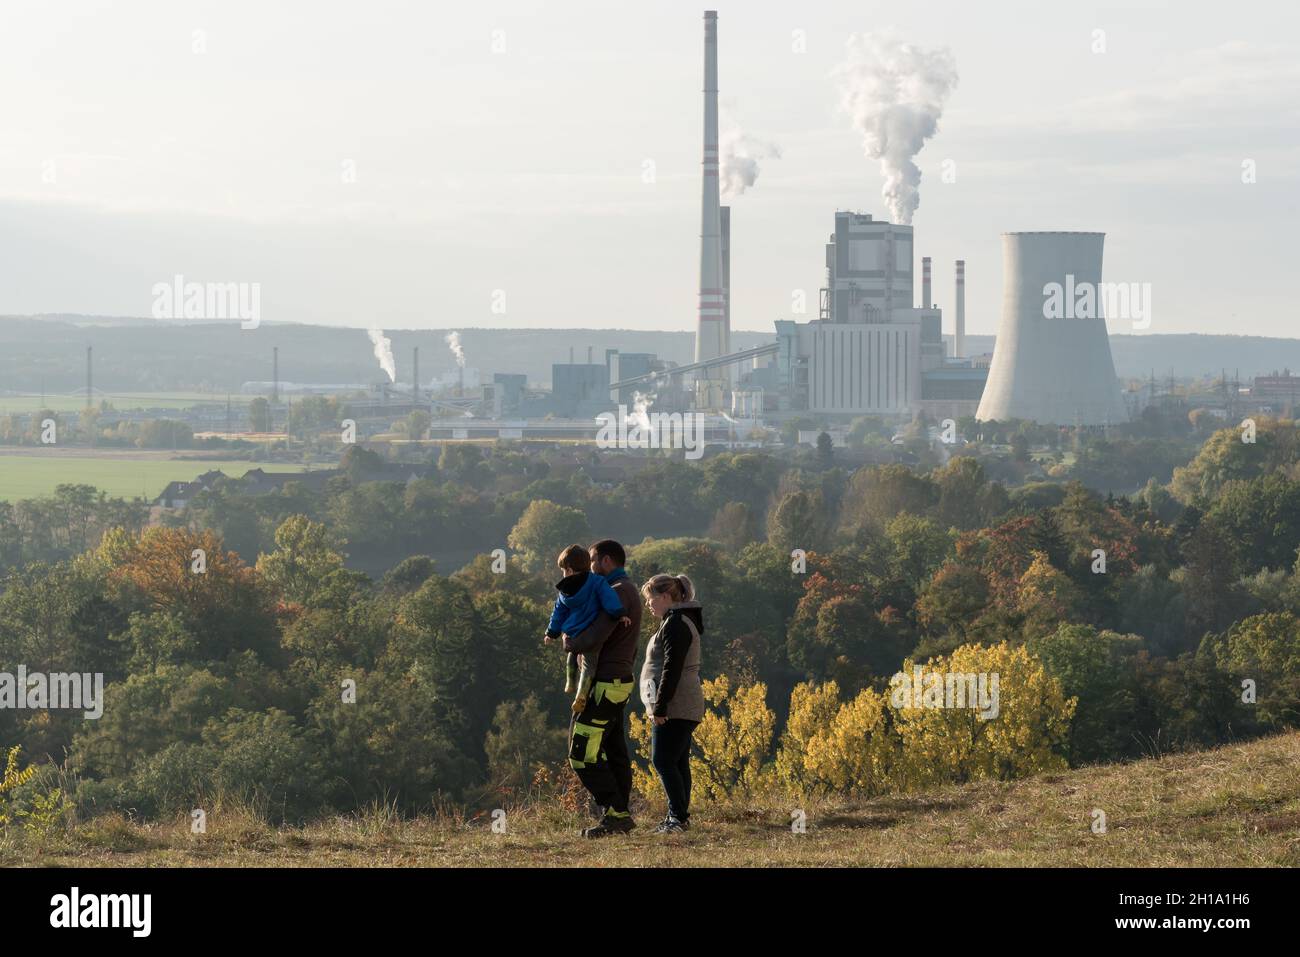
[955,260,966,359]
[922,256,932,309]
[695,11,726,367]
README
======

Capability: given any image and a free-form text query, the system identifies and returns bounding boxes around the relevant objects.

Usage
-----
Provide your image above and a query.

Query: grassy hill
[8,731,1299,868]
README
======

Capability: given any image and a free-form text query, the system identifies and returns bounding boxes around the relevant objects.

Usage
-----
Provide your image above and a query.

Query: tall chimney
[85,345,93,409]
[413,346,420,401]
[954,260,965,359]
[922,257,932,309]
[721,204,731,357]
[695,11,725,369]
[272,346,279,402]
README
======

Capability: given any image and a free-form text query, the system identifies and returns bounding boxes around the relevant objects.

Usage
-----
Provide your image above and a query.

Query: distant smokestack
[413,346,420,401]
[587,345,593,365]
[954,261,965,359]
[695,11,726,370]
[922,257,932,309]
[272,346,279,402]
[569,346,574,365]
[721,205,731,359]
[85,345,93,409]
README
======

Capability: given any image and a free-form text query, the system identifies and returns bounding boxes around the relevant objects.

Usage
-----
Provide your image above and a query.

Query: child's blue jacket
[546,571,624,639]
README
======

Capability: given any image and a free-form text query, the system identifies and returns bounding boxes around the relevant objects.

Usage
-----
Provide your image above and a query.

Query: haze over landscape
[2,0,1297,337]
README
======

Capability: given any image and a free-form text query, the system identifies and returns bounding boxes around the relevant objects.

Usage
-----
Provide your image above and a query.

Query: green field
[0,392,251,414]
[0,454,308,502]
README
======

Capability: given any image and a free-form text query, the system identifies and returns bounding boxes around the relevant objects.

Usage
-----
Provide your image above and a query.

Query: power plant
[233,11,1126,447]
[976,232,1124,426]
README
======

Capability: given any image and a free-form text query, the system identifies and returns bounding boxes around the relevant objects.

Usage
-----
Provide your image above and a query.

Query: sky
[1,0,1298,338]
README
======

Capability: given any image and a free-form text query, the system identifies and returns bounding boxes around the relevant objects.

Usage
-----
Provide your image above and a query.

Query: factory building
[484,373,527,417]
[820,211,915,323]
[519,362,610,419]
[801,322,921,414]
[750,211,971,419]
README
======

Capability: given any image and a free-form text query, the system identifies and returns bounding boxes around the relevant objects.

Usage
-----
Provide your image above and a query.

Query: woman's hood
[667,601,704,634]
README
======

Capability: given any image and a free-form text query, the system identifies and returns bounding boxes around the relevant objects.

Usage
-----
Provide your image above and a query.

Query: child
[544,544,632,713]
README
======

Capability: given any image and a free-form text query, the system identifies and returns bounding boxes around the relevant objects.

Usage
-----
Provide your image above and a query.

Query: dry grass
[6,731,1300,868]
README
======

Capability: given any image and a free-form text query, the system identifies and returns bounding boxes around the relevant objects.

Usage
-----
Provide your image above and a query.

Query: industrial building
[724,211,984,422]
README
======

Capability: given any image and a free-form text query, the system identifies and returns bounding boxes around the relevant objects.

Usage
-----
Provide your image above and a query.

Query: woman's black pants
[650,718,699,823]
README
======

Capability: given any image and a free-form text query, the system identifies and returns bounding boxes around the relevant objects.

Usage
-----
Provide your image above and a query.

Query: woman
[639,573,705,834]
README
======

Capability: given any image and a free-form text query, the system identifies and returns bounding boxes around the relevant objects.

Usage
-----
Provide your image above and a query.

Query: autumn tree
[891,643,1076,788]
[108,527,278,663]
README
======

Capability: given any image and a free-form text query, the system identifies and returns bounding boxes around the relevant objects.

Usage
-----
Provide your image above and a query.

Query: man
[563,538,641,837]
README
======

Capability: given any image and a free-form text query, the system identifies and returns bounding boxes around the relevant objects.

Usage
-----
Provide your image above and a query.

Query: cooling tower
[976,232,1123,426]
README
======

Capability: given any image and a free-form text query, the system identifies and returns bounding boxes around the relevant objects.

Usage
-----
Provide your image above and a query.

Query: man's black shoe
[582,815,636,838]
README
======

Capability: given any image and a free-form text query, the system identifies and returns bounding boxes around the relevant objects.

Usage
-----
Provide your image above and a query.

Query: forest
[3,417,1300,826]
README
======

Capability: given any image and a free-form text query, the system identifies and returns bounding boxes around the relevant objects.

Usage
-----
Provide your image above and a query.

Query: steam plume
[835,33,958,224]
[720,126,782,198]
[367,329,396,382]
[445,331,466,368]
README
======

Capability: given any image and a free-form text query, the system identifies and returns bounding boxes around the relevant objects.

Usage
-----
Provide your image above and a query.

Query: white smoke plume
[628,391,656,444]
[631,391,656,428]
[720,126,782,198]
[835,33,958,224]
[367,328,396,382]
[445,331,466,368]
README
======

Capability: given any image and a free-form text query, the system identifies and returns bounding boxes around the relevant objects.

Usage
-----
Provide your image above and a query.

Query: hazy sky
[2,0,1297,338]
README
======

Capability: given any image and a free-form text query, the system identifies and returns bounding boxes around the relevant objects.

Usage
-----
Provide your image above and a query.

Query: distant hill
[0,317,773,393]
[3,315,1298,393]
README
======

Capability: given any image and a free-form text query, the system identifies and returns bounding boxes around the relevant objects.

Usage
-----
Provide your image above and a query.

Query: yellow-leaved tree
[775,680,843,793]
[0,746,36,827]
[692,676,776,801]
[891,642,1076,789]
[627,711,663,804]
[803,687,897,795]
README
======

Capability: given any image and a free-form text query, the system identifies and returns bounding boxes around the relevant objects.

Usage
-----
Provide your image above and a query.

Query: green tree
[405,409,432,440]
[255,515,346,605]
[506,500,590,574]
[484,695,567,793]
[248,397,271,432]
[816,431,834,467]
[1205,612,1300,727]
[1028,623,1145,764]
[766,489,829,554]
